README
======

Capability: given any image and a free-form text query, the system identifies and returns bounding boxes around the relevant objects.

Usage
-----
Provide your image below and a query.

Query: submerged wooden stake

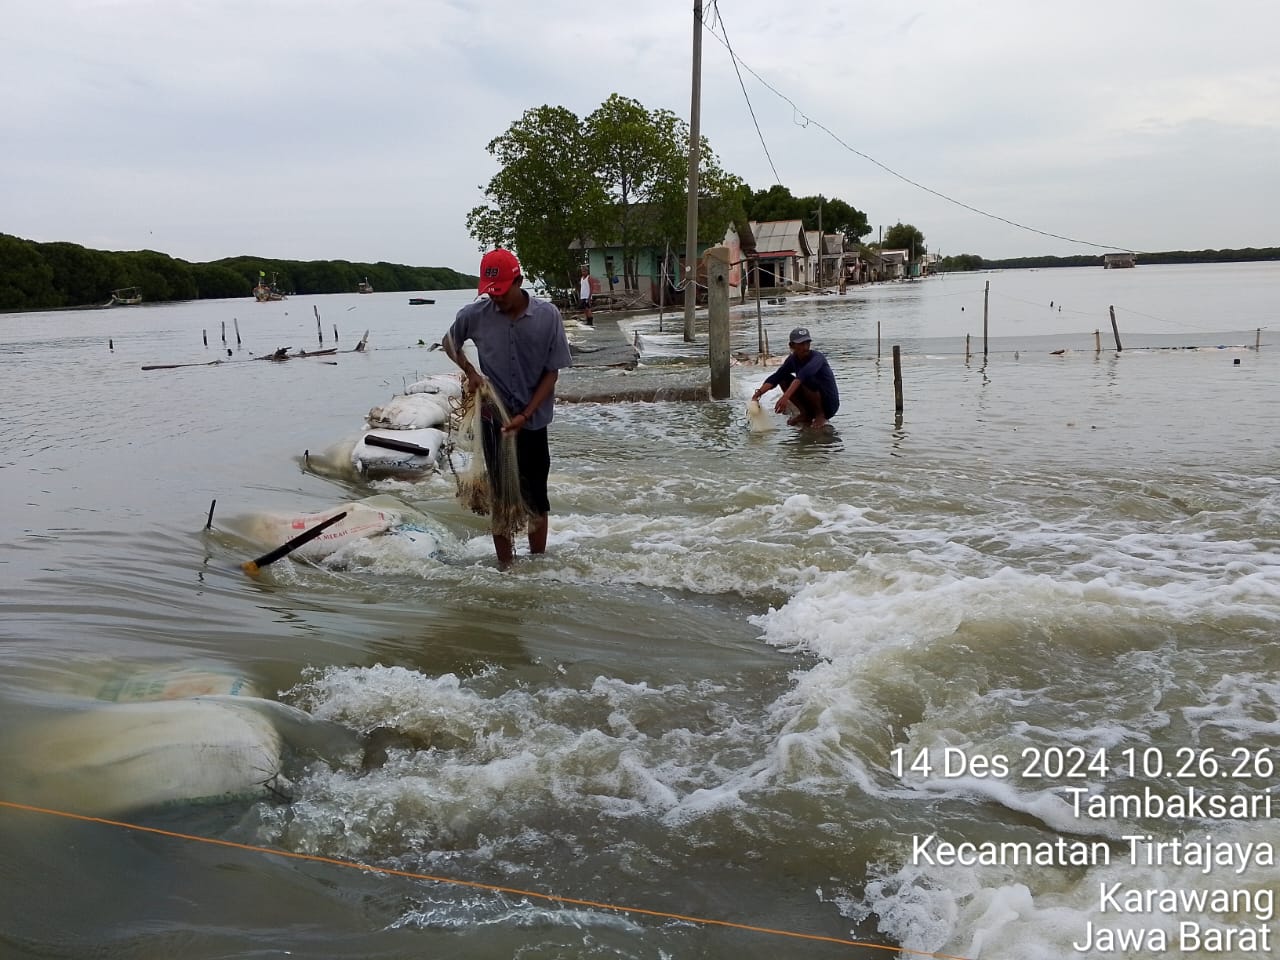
[1110,305,1123,352]
[205,499,216,530]
[983,281,990,361]
[893,344,903,414]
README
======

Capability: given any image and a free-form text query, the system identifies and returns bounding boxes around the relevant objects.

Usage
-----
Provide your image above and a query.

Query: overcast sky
[5,1,1277,272]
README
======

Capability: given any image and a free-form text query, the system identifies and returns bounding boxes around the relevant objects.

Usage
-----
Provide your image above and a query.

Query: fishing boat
[408,297,435,305]
[253,272,286,302]
[108,286,142,306]
[357,278,374,294]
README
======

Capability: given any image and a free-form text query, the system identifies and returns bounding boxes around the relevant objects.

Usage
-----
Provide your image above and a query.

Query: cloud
[3,0,1277,269]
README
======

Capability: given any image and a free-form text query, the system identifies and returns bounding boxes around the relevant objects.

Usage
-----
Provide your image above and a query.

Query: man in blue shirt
[751,326,839,429]
[444,249,573,567]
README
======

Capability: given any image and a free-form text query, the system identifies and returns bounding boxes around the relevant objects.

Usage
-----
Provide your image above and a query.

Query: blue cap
[789,326,812,344]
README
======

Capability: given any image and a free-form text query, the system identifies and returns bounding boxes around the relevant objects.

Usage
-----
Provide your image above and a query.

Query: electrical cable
[702,18,1146,255]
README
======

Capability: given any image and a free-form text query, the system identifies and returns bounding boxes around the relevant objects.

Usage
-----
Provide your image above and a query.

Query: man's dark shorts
[481,416,552,515]
[774,372,839,419]
[579,298,591,311]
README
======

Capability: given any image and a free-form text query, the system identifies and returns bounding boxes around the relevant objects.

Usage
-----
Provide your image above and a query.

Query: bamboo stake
[983,281,989,361]
[892,345,903,414]
[1110,305,1123,352]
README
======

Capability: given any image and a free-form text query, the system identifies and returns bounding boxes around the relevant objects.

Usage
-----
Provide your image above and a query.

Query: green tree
[0,235,57,309]
[744,185,869,243]
[939,254,983,272]
[468,95,745,298]
[642,109,747,259]
[883,222,926,257]
[36,241,115,305]
[467,104,606,297]
[192,263,251,298]
[816,197,870,244]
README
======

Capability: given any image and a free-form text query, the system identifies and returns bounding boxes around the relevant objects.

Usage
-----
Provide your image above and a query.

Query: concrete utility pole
[683,0,702,343]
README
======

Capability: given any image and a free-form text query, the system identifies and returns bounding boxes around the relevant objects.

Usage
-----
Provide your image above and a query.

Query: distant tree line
[938,247,1280,272]
[0,232,477,311]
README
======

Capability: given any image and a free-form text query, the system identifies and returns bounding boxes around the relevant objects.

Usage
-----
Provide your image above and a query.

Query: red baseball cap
[478,248,521,297]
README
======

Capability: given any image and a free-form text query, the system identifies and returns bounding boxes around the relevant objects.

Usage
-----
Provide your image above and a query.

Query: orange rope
[0,798,973,960]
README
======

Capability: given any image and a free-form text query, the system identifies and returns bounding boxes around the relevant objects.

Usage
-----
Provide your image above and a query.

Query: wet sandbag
[242,502,398,561]
[405,373,463,399]
[14,697,284,815]
[367,393,451,430]
[94,665,260,703]
[353,427,447,480]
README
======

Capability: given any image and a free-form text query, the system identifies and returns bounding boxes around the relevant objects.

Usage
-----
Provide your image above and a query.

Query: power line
[701,19,1144,255]
[705,0,781,185]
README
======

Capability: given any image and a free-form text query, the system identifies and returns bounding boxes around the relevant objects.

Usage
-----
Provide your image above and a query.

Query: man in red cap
[443,249,573,567]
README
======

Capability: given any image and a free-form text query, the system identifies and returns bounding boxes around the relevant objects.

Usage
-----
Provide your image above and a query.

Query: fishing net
[447,380,529,540]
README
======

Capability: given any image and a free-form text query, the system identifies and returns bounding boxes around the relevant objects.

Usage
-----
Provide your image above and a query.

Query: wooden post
[1109,305,1123,352]
[877,321,882,360]
[108,338,113,351]
[983,281,990,361]
[1095,329,1101,354]
[892,344,903,414]
[658,254,665,332]
[315,306,323,347]
[1257,327,1262,351]
[754,259,764,356]
[233,318,241,347]
[221,321,226,345]
[965,333,971,362]
[333,324,338,344]
[203,329,207,347]
[705,245,731,399]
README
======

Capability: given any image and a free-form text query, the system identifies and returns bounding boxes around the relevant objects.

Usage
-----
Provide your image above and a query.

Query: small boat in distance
[357,278,374,294]
[408,297,435,305]
[108,286,142,306]
[253,271,286,302]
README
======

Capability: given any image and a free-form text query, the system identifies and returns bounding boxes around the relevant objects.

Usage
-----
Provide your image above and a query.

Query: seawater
[0,263,1278,959]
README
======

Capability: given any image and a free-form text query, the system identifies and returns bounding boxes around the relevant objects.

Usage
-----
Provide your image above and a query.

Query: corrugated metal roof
[749,220,807,255]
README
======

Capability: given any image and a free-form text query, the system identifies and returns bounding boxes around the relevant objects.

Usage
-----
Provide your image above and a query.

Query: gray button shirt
[447,293,573,430]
